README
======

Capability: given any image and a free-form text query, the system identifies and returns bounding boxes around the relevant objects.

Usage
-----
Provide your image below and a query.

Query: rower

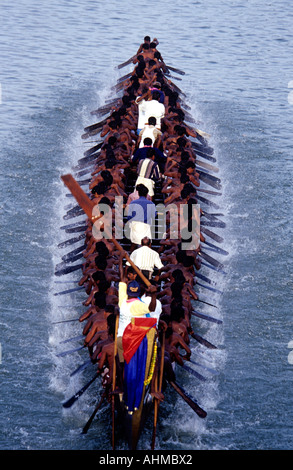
[136,36,151,55]
[96,313,118,386]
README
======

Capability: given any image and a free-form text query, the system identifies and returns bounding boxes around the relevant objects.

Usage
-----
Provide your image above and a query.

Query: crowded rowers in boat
[57,35,224,449]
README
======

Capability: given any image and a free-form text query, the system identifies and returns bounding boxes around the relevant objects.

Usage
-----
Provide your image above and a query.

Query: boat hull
[116,326,157,449]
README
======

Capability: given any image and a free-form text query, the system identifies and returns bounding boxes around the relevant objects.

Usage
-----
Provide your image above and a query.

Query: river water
[1,0,293,451]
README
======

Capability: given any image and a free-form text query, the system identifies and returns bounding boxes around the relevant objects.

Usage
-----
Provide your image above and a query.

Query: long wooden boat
[55,37,225,450]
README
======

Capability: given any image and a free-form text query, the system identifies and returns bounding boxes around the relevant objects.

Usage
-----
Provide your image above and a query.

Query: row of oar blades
[54,53,229,440]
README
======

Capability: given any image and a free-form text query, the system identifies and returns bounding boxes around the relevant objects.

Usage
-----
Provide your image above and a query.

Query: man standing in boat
[126,183,157,251]
[134,148,161,199]
[116,251,157,362]
[126,236,164,281]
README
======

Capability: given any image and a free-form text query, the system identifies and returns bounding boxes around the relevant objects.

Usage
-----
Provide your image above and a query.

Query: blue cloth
[123,335,148,412]
[127,197,157,224]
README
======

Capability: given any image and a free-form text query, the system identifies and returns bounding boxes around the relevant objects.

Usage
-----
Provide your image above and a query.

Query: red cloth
[122,317,157,364]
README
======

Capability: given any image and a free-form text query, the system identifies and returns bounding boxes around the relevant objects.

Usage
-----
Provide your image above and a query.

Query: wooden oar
[200,226,224,244]
[74,168,93,178]
[90,97,120,114]
[201,220,226,228]
[196,159,219,173]
[199,260,227,275]
[202,246,226,257]
[194,271,212,284]
[56,344,85,357]
[190,332,217,349]
[78,148,102,163]
[60,220,87,231]
[52,318,79,325]
[60,174,151,287]
[72,159,96,173]
[168,381,207,418]
[180,355,219,375]
[151,372,159,450]
[61,244,86,261]
[62,374,99,408]
[197,188,222,196]
[116,55,136,69]
[195,281,223,295]
[194,128,211,140]
[83,118,108,133]
[166,65,185,75]
[151,330,165,450]
[196,298,218,308]
[112,314,119,450]
[57,234,86,249]
[188,358,219,376]
[191,310,222,324]
[198,170,222,190]
[198,250,225,270]
[196,194,221,210]
[181,363,207,381]
[117,72,132,83]
[64,225,88,234]
[55,263,83,277]
[70,359,92,377]
[62,253,84,264]
[59,334,84,345]
[82,390,107,434]
[192,141,214,155]
[203,240,229,256]
[54,286,84,296]
[192,147,216,163]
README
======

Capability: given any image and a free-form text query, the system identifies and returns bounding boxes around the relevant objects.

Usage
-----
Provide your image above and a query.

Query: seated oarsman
[169,303,190,345]
[116,251,157,364]
[89,171,128,199]
[139,42,156,62]
[83,304,115,345]
[135,36,159,56]
[134,148,161,199]
[96,313,118,386]
[126,184,157,250]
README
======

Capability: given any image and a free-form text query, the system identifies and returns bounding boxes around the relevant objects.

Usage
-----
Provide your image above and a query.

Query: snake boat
[54,37,225,450]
